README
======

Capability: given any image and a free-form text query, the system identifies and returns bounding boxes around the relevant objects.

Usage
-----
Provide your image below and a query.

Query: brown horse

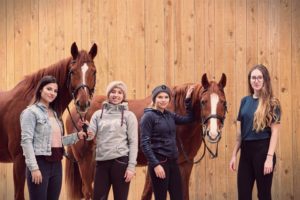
[65,73,227,200]
[0,42,97,200]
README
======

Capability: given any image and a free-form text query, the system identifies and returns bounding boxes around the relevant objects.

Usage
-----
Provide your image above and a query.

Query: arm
[126,112,138,172]
[124,112,138,182]
[174,85,195,124]
[140,113,160,167]
[20,109,43,184]
[20,110,39,172]
[264,123,280,175]
[229,121,242,171]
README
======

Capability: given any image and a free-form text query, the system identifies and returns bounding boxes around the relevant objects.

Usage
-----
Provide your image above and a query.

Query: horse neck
[17,57,73,115]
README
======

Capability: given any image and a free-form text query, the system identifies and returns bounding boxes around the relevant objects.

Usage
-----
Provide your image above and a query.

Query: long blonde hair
[248,64,281,132]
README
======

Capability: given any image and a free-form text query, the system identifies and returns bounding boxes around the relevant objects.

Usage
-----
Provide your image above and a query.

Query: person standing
[86,81,138,200]
[20,75,86,200]
[140,84,194,200]
[229,64,281,200]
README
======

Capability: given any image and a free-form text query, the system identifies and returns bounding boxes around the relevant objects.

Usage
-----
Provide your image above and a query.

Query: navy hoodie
[140,98,193,167]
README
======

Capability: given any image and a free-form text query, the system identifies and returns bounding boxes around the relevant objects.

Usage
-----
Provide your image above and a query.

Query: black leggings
[93,156,130,200]
[238,139,276,200]
[26,157,62,200]
[148,154,183,200]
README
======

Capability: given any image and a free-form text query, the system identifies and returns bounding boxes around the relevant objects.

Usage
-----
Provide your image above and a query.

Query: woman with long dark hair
[20,75,86,200]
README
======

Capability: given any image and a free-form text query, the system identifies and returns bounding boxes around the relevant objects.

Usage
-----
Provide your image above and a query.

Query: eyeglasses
[250,75,263,82]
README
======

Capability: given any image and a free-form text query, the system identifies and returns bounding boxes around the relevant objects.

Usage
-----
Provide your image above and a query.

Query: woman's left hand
[124,169,135,182]
[186,85,195,98]
[264,156,274,175]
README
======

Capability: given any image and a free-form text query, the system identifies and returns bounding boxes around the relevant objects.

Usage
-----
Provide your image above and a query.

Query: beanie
[106,81,127,100]
[151,84,171,102]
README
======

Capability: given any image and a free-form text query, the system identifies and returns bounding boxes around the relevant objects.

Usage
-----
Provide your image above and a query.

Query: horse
[65,73,227,200]
[0,42,97,200]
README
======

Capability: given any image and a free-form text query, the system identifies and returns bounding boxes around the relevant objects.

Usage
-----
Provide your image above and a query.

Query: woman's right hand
[31,169,42,184]
[229,156,237,172]
[154,164,166,179]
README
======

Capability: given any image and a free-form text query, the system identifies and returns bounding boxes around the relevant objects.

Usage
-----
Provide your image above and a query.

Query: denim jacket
[20,103,64,171]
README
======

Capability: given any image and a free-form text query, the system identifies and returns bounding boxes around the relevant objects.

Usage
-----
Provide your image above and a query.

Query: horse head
[198,73,227,143]
[67,42,98,113]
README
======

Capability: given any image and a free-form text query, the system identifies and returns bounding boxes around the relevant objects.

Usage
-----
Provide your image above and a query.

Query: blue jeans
[26,156,62,200]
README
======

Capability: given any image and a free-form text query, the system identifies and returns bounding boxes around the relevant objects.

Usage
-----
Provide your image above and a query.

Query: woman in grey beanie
[140,84,195,200]
[86,81,138,200]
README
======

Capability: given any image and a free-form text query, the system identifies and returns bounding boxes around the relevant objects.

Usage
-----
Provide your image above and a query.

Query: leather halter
[66,60,96,101]
[177,87,227,164]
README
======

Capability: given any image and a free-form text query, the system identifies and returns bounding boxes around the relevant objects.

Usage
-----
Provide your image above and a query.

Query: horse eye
[200,100,206,106]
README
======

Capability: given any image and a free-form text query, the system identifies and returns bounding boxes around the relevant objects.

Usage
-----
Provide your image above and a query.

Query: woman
[140,84,194,200]
[86,81,138,200]
[20,75,86,200]
[229,64,281,200]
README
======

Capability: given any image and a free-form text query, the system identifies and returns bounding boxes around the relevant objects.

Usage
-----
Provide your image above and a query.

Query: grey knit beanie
[151,84,171,102]
[106,81,127,100]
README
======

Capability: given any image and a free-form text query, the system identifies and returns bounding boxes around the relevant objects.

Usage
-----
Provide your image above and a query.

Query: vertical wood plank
[246,0,258,68]
[145,0,165,93]
[278,0,293,199]
[291,0,300,199]
[232,0,247,199]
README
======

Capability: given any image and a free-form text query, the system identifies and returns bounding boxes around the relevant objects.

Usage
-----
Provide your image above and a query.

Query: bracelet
[267,154,273,157]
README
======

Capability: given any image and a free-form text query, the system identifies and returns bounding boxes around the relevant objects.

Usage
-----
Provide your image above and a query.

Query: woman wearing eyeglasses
[229,64,281,200]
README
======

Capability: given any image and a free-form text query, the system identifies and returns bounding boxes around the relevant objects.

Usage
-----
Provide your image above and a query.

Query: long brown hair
[248,64,281,132]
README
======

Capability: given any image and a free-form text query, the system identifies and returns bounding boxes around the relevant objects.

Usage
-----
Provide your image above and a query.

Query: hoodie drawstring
[100,104,124,127]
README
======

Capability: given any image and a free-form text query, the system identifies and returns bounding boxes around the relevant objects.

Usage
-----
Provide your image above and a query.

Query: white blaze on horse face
[209,93,219,138]
[81,63,89,93]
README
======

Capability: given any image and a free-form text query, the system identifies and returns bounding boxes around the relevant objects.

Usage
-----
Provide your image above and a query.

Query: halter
[65,60,96,163]
[66,60,96,101]
[177,87,227,164]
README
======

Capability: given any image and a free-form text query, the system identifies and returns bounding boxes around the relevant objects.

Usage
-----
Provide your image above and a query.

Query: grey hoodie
[88,101,138,172]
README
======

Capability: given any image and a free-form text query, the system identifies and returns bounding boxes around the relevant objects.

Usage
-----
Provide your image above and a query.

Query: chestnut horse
[0,42,97,200]
[65,73,227,200]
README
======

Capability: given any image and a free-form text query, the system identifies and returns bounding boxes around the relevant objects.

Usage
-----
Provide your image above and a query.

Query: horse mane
[172,83,203,117]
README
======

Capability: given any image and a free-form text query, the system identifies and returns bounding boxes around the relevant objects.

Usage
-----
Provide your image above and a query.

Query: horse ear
[89,43,98,59]
[218,73,227,89]
[71,42,79,59]
[201,73,209,89]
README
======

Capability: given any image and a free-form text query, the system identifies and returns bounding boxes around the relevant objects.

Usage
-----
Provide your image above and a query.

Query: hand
[186,85,195,98]
[124,170,135,182]
[77,131,87,140]
[31,169,42,184]
[264,156,274,175]
[229,156,237,171]
[77,119,90,129]
[154,164,166,179]
[86,131,95,141]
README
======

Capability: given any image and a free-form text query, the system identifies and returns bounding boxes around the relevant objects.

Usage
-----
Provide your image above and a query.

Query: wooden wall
[0,0,299,199]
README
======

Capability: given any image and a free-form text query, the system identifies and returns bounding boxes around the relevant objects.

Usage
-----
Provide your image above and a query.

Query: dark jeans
[238,139,276,200]
[26,157,62,200]
[93,156,130,200]
[148,154,183,200]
